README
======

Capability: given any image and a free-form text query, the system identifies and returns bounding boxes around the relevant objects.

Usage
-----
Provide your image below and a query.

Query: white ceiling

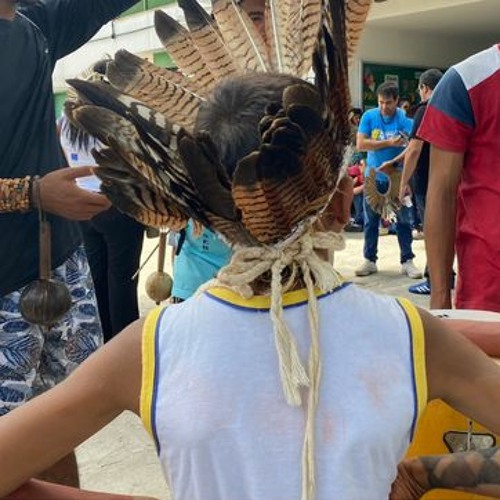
[368,0,500,40]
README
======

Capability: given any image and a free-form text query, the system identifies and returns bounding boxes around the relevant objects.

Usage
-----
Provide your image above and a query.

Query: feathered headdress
[364,168,402,217]
[66,1,373,498]
[66,0,373,247]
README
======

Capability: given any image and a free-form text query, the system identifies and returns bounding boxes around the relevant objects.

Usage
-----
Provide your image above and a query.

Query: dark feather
[154,10,216,90]
[232,84,333,244]
[178,131,237,220]
[106,50,203,131]
[178,0,239,79]
[93,148,188,229]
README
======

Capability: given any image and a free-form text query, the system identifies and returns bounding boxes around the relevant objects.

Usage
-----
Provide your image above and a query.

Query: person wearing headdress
[2,2,500,500]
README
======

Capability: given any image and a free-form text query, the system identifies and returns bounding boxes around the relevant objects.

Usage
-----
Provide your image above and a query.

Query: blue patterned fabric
[0,247,102,415]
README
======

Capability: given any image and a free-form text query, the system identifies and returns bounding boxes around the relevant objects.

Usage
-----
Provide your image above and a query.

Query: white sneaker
[355,259,378,277]
[401,259,423,279]
[412,229,425,240]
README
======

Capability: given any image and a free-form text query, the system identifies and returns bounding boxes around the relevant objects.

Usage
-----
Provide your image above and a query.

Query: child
[2,70,500,500]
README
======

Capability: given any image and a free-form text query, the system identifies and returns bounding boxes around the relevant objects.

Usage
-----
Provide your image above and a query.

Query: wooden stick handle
[39,220,51,280]
[157,232,167,273]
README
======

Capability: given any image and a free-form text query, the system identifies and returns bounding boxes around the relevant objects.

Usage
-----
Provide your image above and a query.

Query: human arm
[6,479,157,500]
[22,0,141,60]
[422,309,500,434]
[391,448,500,499]
[390,313,500,499]
[0,318,144,496]
[424,147,463,309]
[377,146,408,175]
[356,131,405,152]
[353,183,364,196]
[399,138,424,200]
[0,169,110,218]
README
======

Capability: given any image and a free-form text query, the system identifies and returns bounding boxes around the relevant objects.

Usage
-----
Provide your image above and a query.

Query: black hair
[376,81,399,100]
[195,73,311,177]
[419,68,443,90]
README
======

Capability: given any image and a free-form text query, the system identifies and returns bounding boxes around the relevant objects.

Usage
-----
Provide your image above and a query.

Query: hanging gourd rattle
[20,177,72,326]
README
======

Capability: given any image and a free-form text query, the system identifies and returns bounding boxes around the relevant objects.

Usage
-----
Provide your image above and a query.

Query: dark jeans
[363,188,415,264]
[352,193,364,226]
[414,192,426,226]
[80,207,144,342]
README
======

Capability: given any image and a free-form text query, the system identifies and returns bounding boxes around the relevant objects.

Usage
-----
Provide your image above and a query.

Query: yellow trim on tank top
[140,305,165,439]
[397,298,428,420]
[205,282,346,309]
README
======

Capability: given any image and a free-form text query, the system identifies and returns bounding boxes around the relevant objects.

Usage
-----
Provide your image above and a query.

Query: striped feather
[231,82,343,244]
[264,0,302,74]
[71,93,212,227]
[313,0,351,149]
[93,148,189,229]
[346,0,372,62]
[154,10,216,91]
[107,50,203,131]
[211,0,269,72]
[67,79,172,146]
[298,0,323,76]
[64,0,367,247]
[73,106,170,193]
[179,0,240,79]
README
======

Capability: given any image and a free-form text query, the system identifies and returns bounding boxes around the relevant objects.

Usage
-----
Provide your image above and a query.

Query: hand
[377,161,396,175]
[389,135,406,147]
[399,183,411,202]
[38,167,111,220]
[390,461,429,500]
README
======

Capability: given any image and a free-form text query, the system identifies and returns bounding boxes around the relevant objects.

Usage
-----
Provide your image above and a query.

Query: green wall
[54,91,67,118]
[153,51,174,69]
[121,0,176,17]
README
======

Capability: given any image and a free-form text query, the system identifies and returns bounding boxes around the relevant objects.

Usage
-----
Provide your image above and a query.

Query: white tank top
[141,283,427,500]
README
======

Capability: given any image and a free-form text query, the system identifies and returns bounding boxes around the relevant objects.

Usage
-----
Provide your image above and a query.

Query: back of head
[419,68,443,90]
[195,73,310,177]
[348,107,362,121]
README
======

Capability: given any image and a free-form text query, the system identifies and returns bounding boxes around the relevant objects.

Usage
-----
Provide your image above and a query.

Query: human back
[142,283,425,500]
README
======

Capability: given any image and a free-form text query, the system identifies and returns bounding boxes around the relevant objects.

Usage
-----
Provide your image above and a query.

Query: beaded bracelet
[0,176,33,213]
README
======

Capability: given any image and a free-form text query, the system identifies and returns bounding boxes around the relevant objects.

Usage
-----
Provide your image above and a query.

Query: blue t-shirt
[172,221,232,300]
[358,108,413,179]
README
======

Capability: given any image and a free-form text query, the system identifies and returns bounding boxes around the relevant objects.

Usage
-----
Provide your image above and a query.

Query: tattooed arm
[391,448,500,499]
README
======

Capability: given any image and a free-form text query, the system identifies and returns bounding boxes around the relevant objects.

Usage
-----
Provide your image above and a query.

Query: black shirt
[0,0,137,296]
[410,101,430,197]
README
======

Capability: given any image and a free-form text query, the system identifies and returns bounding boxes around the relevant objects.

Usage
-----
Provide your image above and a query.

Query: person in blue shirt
[355,82,422,279]
[170,221,232,303]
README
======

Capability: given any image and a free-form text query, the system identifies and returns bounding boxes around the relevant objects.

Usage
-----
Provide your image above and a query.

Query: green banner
[362,62,445,110]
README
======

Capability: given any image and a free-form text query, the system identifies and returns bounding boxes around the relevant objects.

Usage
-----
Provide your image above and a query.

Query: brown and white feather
[211,0,270,73]
[154,10,217,91]
[345,0,372,62]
